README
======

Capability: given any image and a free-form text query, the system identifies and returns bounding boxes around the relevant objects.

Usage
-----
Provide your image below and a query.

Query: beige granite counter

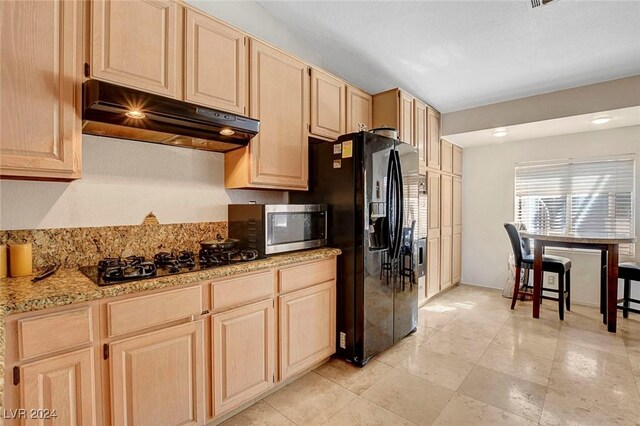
[0,247,341,422]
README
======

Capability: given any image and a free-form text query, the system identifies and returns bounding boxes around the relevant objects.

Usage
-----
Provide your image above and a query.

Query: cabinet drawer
[18,307,93,361]
[107,286,203,337]
[212,271,274,311]
[279,258,336,294]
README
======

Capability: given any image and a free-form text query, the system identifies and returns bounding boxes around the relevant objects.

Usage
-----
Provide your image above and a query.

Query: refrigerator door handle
[392,150,404,260]
[385,152,395,252]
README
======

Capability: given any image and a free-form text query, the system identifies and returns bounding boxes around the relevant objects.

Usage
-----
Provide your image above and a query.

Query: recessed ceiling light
[126,110,145,119]
[493,128,508,138]
[591,116,612,125]
[220,128,235,136]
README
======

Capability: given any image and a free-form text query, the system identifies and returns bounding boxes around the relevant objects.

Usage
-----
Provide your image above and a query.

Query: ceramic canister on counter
[9,243,32,277]
[0,244,7,278]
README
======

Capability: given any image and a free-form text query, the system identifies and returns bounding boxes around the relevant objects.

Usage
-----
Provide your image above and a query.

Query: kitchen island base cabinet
[21,348,97,426]
[212,299,275,416]
[109,321,205,426]
[279,280,336,380]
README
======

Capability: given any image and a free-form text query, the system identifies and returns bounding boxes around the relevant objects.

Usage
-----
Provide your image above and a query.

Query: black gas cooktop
[80,247,259,286]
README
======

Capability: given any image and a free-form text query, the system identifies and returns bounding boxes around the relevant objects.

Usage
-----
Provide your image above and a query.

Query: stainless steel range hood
[82,80,259,152]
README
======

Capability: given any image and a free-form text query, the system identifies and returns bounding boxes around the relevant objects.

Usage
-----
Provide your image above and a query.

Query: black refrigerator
[291,131,419,366]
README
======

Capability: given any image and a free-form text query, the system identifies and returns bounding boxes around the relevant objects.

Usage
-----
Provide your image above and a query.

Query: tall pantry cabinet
[422,134,463,302]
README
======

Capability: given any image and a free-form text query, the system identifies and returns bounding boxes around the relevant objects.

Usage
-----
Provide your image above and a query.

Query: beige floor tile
[440,316,503,340]
[491,326,559,361]
[324,396,416,426]
[373,335,423,367]
[361,368,453,425]
[551,340,636,388]
[540,386,640,426]
[314,358,391,395]
[263,372,356,425]
[458,365,547,422]
[559,324,628,356]
[418,305,459,330]
[423,330,493,363]
[478,343,554,386]
[398,347,474,390]
[432,393,536,426]
[221,401,295,426]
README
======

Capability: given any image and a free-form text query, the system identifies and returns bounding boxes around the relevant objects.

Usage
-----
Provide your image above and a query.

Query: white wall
[462,125,640,305]
[0,135,285,230]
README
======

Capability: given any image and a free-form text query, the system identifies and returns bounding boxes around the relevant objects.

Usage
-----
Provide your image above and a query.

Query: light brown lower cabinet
[427,236,441,298]
[212,298,275,416]
[21,348,97,426]
[5,257,337,425]
[453,233,462,284]
[109,321,206,426]
[279,280,336,380]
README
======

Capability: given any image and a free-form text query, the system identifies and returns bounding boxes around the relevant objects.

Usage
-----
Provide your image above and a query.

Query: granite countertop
[0,247,341,316]
[520,232,636,244]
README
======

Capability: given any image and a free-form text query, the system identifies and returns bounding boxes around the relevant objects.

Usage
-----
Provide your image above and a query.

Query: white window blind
[514,155,635,255]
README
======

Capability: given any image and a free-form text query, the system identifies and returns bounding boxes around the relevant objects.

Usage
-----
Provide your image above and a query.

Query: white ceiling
[444,106,640,148]
[256,0,640,113]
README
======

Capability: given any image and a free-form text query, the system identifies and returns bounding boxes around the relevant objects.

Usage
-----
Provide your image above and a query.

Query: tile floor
[223,285,640,425]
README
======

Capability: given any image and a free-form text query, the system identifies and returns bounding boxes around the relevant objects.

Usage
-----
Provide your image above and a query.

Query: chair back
[504,222,528,267]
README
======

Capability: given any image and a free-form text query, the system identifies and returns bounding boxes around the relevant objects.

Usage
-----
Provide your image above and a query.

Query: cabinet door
[427,237,440,298]
[453,233,462,285]
[91,0,181,98]
[21,348,97,426]
[427,172,441,235]
[453,145,463,176]
[414,99,428,174]
[249,39,308,189]
[185,9,246,113]
[212,299,274,416]
[399,91,414,146]
[440,175,453,290]
[279,281,336,380]
[346,85,372,132]
[310,69,346,140]
[110,321,205,426]
[453,177,462,235]
[0,0,82,180]
[427,108,441,169]
[440,234,452,290]
[441,140,453,173]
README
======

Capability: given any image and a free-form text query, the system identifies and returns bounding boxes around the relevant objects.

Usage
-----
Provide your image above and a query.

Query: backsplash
[0,222,227,269]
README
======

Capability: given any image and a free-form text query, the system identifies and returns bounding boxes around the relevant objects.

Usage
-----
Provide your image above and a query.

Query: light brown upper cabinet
[372,88,416,146]
[427,107,441,170]
[310,68,346,140]
[399,91,415,147]
[225,39,309,190]
[346,85,373,132]
[185,9,246,114]
[414,99,428,174]
[0,0,82,180]
[90,0,182,98]
[453,145,463,176]
[441,139,453,173]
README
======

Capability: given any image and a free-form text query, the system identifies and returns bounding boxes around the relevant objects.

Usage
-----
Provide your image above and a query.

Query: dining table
[520,232,636,333]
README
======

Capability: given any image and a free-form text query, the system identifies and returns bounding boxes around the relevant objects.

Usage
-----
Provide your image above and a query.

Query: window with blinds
[514,155,636,255]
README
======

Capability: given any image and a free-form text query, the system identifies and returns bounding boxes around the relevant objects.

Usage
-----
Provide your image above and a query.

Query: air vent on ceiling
[530,0,555,8]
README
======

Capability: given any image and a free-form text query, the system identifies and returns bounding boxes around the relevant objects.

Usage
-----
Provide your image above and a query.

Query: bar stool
[617,262,640,318]
[504,223,572,320]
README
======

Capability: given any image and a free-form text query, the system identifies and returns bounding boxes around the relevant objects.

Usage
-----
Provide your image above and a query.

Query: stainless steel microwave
[228,204,327,257]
